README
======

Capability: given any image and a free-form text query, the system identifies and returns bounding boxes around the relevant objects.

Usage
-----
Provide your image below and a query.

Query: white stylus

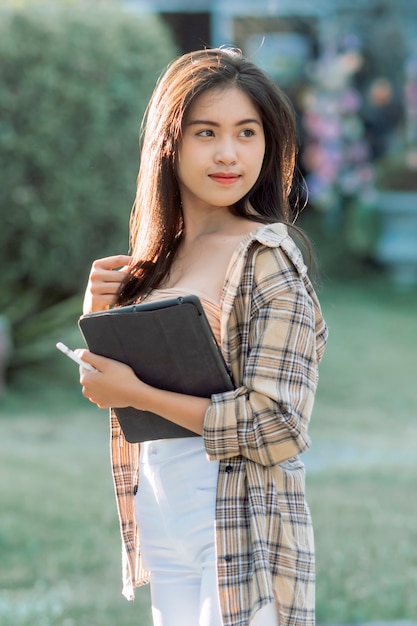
[56,342,96,371]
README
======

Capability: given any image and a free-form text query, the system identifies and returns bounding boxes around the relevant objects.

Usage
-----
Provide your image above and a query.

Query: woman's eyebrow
[187,118,262,127]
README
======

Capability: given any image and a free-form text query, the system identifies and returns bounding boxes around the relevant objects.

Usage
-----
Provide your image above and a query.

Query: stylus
[56,342,96,371]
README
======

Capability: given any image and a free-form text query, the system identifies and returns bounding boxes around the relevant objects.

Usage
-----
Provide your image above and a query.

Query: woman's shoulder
[251,224,307,281]
[221,221,310,304]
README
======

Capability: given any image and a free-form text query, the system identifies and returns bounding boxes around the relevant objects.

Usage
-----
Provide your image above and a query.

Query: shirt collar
[251,222,307,277]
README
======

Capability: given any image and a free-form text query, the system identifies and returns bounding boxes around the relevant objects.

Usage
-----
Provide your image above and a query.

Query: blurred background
[0,1,416,625]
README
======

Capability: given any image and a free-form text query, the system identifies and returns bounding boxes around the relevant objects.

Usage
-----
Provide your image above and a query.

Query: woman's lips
[209,174,240,185]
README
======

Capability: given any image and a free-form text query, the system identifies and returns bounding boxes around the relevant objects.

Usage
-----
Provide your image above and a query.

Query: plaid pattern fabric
[109,223,328,626]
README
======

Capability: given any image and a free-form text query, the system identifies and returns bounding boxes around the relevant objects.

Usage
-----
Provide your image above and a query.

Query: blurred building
[125,0,417,219]
[124,0,417,120]
[125,1,417,60]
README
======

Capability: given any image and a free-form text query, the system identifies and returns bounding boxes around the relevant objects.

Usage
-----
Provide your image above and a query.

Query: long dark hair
[118,47,305,304]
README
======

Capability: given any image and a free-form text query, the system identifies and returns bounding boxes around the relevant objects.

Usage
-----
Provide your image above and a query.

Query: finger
[88,266,130,291]
[83,287,120,314]
[92,255,132,272]
[89,276,124,295]
[85,294,118,311]
[76,349,98,376]
[76,349,113,371]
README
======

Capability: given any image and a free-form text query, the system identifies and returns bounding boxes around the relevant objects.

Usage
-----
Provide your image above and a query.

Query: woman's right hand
[83,254,132,314]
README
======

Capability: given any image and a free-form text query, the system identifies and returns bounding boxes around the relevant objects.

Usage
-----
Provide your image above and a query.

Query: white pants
[135,437,279,626]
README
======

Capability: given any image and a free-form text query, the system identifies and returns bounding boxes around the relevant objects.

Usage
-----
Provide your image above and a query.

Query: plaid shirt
[109,222,328,626]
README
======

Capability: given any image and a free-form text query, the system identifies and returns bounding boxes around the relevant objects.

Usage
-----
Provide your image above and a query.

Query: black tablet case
[78,295,233,443]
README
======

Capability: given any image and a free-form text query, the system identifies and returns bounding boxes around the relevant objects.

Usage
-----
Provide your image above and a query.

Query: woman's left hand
[76,349,146,409]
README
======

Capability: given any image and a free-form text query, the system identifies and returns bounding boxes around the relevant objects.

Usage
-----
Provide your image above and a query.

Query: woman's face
[176,86,265,213]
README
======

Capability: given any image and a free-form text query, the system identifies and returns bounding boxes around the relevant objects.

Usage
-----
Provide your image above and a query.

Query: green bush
[0,3,177,301]
[0,3,177,374]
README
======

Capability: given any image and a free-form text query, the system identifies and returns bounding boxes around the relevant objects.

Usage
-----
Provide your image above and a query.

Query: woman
[78,48,328,626]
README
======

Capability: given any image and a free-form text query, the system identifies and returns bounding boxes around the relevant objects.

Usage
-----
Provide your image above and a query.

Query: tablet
[78,295,234,442]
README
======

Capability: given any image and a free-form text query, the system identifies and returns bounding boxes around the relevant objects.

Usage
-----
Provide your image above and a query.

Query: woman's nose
[214,139,237,165]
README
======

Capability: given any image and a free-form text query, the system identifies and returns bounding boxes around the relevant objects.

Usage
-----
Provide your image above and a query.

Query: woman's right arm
[82,255,132,314]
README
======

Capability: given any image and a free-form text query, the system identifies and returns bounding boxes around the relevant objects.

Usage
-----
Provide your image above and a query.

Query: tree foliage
[0,4,177,304]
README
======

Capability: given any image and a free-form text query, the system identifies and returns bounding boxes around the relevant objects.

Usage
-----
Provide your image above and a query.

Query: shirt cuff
[203,388,247,460]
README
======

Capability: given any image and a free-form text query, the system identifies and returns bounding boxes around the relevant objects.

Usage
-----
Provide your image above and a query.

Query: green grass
[307,279,417,623]
[0,388,152,626]
[310,469,417,623]
[0,278,416,625]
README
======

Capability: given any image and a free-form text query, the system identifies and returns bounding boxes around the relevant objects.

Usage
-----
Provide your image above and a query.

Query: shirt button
[224,555,233,562]
[225,465,233,473]
[133,485,138,495]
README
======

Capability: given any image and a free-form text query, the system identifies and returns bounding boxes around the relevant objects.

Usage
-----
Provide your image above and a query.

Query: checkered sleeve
[204,261,322,466]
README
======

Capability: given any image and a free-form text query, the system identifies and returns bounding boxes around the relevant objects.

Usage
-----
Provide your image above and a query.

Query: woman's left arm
[203,285,323,466]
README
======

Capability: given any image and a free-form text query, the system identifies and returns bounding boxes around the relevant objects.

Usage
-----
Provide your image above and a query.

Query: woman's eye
[197,129,214,137]
[240,129,255,137]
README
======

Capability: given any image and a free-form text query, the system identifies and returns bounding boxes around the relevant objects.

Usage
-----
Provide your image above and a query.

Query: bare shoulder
[215,217,262,247]
[228,217,263,237]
